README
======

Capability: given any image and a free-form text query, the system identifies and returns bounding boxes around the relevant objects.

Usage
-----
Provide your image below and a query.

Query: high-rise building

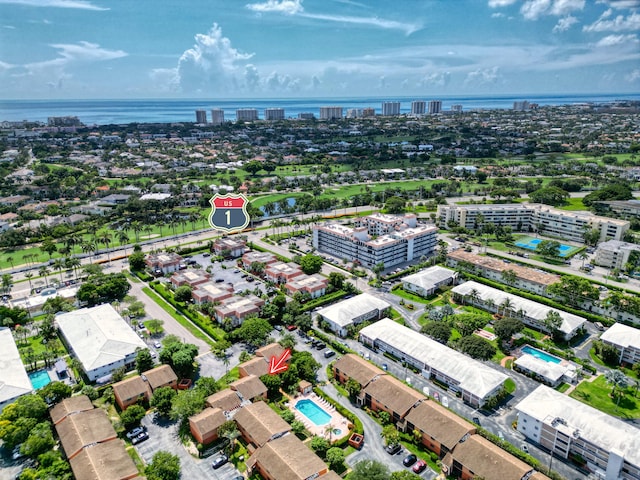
[298,112,315,120]
[319,106,343,120]
[362,108,376,118]
[411,101,426,115]
[236,108,258,122]
[428,100,442,114]
[47,116,82,127]
[195,110,207,124]
[346,109,363,119]
[451,104,463,113]
[264,108,285,121]
[210,109,225,125]
[381,101,401,116]
[513,101,530,111]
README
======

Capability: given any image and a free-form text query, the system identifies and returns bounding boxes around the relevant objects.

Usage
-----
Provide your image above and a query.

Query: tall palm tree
[6,256,14,271]
[25,271,34,291]
[100,232,112,262]
[500,298,514,317]
[131,221,143,243]
[117,230,129,255]
[52,258,65,283]
[39,266,50,287]
[1,273,12,294]
[65,257,81,281]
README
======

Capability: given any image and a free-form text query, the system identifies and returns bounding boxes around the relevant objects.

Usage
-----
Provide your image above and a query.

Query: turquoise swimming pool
[522,345,562,364]
[29,370,51,390]
[295,399,331,426]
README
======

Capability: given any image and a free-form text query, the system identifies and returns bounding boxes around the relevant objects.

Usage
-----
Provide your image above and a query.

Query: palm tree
[25,271,34,291]
[65,257,81,281]
[605,370,629,406]
[579,251,589,269]
[500,298,514,317]
[131,221,143,242]
[52,258,65,283]
[117,230,129,255]
[100,232,112,262]
[1,273,12,294]
[39,266,50,287]
[6,256,14,271]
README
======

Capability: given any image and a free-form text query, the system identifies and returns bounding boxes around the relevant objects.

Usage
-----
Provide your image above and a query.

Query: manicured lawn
[505,378,517,394]
[523,328,546,341]
[249,192,312,209]
[569,375,640,419]
[555,383,570,393]
[391,287,431,304]
[554,197,587,211]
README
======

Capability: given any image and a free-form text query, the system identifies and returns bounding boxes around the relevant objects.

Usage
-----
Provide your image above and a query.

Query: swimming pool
[29,370,52,390]
[521,345,562,364]
[295,399,332,426]
[514,237,574,257]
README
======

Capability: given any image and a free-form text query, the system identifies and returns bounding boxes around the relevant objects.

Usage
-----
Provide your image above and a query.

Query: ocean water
[1,93,638,126]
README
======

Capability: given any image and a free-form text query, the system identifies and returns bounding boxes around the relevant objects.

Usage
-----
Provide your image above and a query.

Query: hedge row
[247,243,291,263]
[301,290,349,312]
[310,329,355,355]
[312,386,364,448]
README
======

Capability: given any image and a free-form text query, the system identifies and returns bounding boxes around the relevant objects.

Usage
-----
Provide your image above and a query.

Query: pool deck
[286,392,350,442]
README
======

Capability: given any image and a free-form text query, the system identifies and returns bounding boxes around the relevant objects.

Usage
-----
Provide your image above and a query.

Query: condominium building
[411,100,426,115]
[319,106,343,120]
[211,108,225,125]
[401,265,457,298]
[594,240,640,270]
[264,108,285,121]
[236,108,259,122]
[451,104,463,113]
[381,101,401,116]
[298,112,315,120]
[599,323,640,365]
[594,199,640,219]
[513,100,530,111]
[284,273,328,299]
[516,385,640,480]
[316,293,390,337]
[437,203,630,243]
[0,327,32,413]
[195,109,207,123]
[428,100,442,114]
[312,213,437,269]
[214,295,265,327]
[362,107,376,117]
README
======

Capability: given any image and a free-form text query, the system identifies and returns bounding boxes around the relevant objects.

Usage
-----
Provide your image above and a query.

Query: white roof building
[515,385,640,480]
[316,293,390,338]
[600,323,640,365]
[401,266,457,298]
[55,304,147,382]
[451,281,586,340]
[359,318,510,408]
[0,327,33,413]
[513,354,577,387]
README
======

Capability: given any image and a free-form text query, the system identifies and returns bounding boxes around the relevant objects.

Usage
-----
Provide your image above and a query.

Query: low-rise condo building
[316,293,390,337]
[285,273,328,299]
[0,327,33,413]
[401,266,457,298]
[594,240,640,270]
[599,323,640,365]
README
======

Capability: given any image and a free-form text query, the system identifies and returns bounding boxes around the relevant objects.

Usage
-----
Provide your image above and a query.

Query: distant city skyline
[0,0,639,99]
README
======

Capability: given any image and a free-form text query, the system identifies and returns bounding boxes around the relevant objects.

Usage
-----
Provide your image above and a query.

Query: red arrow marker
[268,348,291,375]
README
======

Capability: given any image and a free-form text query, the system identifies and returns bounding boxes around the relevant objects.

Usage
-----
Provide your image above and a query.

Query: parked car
[274,325,283,332]
[286,325,297,331]
[314,342,326,350]
[403,454,417,467]
[412,460,427,473]
[126,426,147,439]
[323,349,335,358]
[153,341,162,349]
[131,432,149,445]
[521,444,529,454]
[385,443,401,455]
[211,454,228,469]
[203,253,211,257]
[472,417,480,425]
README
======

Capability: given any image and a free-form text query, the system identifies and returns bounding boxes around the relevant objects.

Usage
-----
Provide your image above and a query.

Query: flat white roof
[600,323,640,350]
[516,385,640,467]
[318,293,390,328]
[55,304,147,372]
[451,281,585,336]
[402,266,456,291]
[0,327,33,408]
[513,354,568,383]
[359,319,509,400]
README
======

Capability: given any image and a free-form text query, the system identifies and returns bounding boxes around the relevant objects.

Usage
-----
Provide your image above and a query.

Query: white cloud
[47,41,126,61]
[625,69,640,82]
[521,0,584,20]
[595,33,638,46]
[492,12,506,17]
[597,0,640,9]
[246,0,302,15]
[488,0,517,6]
[464,66,501,85]
[419,71,451,87]
[583,10,640,31]
[0,0,107,10]
[553,15,579,32]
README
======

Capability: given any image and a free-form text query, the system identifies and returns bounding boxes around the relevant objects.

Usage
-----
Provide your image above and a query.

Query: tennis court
[513,236,579,257]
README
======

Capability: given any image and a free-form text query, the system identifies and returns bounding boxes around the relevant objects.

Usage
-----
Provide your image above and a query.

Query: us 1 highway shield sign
[208,194,250,234]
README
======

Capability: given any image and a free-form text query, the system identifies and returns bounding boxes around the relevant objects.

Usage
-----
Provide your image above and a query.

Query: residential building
[238,343,286,378]
[170,269,210,288]
[242,251,278,270]
[594,240,640,270]
[112,375,149,410]
[264,261,303,283]
[214,295,265,327]
[428,100,442,114]
[195,110,207,124]
[359,319,510,407]
[264,108,285,121]
[285,273,328,299]
[213,237,246,258]
[236,108,259,121]
[359,374,424,422]
[211,108,225,125]
[411,100,426,115]
[401,265,457,298]
[332,354,385,387]
[446,250,560,296]
[298,112,315,120]
[513,354,578,387]
[316,293,390,337]
[55,304,147,382]
[189,407,227,445]
[145,252,183,275]
[69,441,139,480]
[55,407,118,459]
[313,214,437,269]
[50,395,94,425]
[143,364,178,391]
[381,101,401,116]
[437,203,630,243]
[206,389,243,413]
[229,375,268,402]
[513,100,530,111]
[192,282,234,305]
[594,199,640,219]
[234,401,291,448]
[0,327,33,413]
[451,281,586,340]
[599,323,640,365]
[515,385,640,480]
[319,106,343,120]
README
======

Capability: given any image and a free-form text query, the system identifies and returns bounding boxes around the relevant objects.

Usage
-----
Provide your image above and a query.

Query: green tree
[120,404,146,428]
[528,186,569,206]
[20,422,55,458]
[543,310,563,338]
[170,389,205,423]
[174,285,193,303]
[243,160,264,176]
[350,460,390,480]
[547,276,600,308]
[38,381,72,404]
[457,335,496,361]
[385,196,406,214]
[260,373,283,397]
[326,447,345,469]
[493,317,524,344]
[145,451,181,480]
[147,318,164,335]
[217,420,239,450]
[41,238,58,259]
[291,420,306,435]
[310,436,330,457]
[391,472,422,480]
[536,240,561,259]
[604,370,629,406]
[232,316,273,347]
[299,254,323,274]
[345,378,361,398]
[421,321,452,343]
[150,386,177,417]
[136,349,155,374]
[381,424,399,445]
[194,376,220,396]
[279,333,296,350]
[129,251,146,271]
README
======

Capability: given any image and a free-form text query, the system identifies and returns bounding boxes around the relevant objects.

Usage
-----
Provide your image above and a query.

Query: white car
[153,341,162,349]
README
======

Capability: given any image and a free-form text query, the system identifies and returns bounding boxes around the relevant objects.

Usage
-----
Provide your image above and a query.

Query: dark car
[211,454,228,469]
[315,342,326,350]
[385,443,401,455]
[203,253,211,257]
[215,278,225,283]
[131,432,149,445]
[126,426,147,439]
[472,417,481,425]
[403,454,417,467]
[412,460,427,473]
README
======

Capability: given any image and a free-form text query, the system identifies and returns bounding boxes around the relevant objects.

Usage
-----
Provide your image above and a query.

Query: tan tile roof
[239,357,269,377]
[404,400,475,450]
[69,440,138,480]
[56,409,117,459]
[246,434,327,480]
[234,401,291,447]
[255,343,284,360]
[230,375,267,401]
[143,364,178,390]
[112,376,149,402]
[333,354,384,386]
[189,407,227,438]
[362,375,424,418]
[50,395,94,425]
[206,389,242,412]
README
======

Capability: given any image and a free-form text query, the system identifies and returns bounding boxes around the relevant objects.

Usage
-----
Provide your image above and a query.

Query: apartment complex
[210,108,225,125]
[411,100,426,115]
[381,101,401,116]
[437,203,629,243]
[516,385,640,480]
[0,327,33,413]
[401,265,457,298]
[319,106,343,120]
[599,323,640,365]
[264,108,285,121]
[428,100,442,114]
[236,108,259,121]
[594,240,640,270]
[313,213,437,268]
[594,199,640,219]
[316,293,390,337]
[195,109,207,123]
[214,295,265,327]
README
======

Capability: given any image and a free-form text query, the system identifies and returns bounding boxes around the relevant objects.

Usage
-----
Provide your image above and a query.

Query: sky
[0,0,639,99]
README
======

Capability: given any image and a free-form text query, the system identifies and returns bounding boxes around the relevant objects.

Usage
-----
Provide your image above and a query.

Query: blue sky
[0,0,639,99]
